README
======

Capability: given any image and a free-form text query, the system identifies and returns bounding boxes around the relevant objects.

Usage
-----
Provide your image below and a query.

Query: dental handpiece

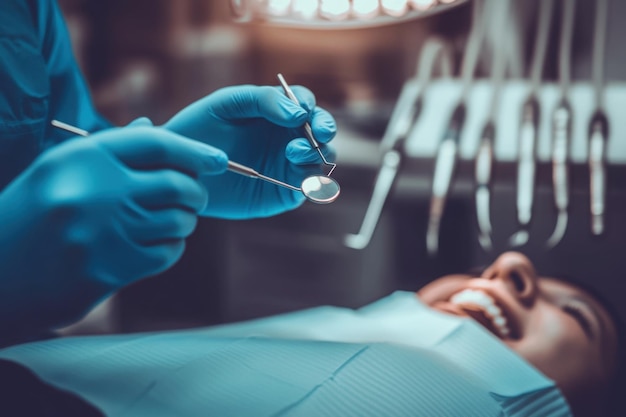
[277,73,336,176]
[516,97,539,229]
[425,0,482,256]
[588,0,609,236]
[475,122,495,249]
[508,0,554,248]
[545,0,575,249]
[552,103,572,211]
[427,103,466,256]
[344,88,421,250]
[546,101,572,248]
[475,0,510,252]
[344,149,401,250]
[588,112,608,235]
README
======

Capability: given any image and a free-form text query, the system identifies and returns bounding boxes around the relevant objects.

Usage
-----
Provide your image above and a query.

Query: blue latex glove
[0,124,227,342]
[164,84,337,219]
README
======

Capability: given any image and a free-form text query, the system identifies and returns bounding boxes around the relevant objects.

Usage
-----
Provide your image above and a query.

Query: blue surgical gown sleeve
[0,0,110,188]
[35,0,111,144]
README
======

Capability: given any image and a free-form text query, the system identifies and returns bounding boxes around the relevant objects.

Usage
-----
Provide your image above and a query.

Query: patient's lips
[449,289,511,338]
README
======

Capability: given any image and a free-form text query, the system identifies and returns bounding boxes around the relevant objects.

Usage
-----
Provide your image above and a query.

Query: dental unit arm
[427,103,466,256]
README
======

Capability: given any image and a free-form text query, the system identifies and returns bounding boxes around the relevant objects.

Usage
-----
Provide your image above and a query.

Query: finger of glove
[212,85,309,127]
[308,106,337,144]
[96,127,228,177]
[139,239,187,277]
[126,117,154,127]
[129,209,199,244]
[287,85,316,113]
[130,170,208,213]
[285,138,336,165]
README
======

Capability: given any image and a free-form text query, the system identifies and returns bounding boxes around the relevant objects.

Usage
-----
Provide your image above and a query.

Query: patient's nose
[485,252,538,305]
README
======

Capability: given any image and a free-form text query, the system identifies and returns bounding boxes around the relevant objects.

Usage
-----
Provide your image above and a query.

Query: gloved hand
[0,125,227,342]
[164,84,337,219]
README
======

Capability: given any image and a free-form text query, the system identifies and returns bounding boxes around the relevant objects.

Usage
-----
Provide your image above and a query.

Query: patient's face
[417,252,618,413]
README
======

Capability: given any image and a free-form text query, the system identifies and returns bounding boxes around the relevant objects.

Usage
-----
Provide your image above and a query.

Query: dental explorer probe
[50,120,341,204]
[50,119,89,137]
[344,38,452,250]
[508,0,555,248]
[546,0,577,250]
[277,73,337,177]
[426,0,485,257]
[475,0,510,252]
[588,0,610,236]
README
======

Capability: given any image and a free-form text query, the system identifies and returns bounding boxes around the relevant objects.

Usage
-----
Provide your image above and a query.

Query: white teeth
[449,289,511,338]
[486,305,501,316]
[493,316,506,327]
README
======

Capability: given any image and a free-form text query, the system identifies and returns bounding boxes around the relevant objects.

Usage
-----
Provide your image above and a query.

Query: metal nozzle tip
[426,227,439,257]
[509,230,529,247]
[546,211,568,249]
[592,215,604,235]
[426,238,438,257]
[344,234,369,250]
[426,214,441,257]
[478,234,493,252]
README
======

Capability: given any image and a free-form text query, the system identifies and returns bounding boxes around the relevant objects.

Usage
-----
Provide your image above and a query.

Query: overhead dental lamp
[230,0,468,29]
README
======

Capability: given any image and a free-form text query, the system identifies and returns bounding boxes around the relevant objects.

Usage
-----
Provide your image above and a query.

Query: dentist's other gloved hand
[164,85,337,219]
[0,124,227,343]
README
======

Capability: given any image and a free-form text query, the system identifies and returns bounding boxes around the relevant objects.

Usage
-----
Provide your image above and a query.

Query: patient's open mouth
[448,289,514,339]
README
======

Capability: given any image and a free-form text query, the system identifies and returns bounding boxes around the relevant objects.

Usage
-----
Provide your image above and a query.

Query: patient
[0,252,623,417]
[418,251,624,417]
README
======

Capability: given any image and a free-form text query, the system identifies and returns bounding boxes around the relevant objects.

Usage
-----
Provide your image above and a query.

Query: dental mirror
[51,120,340,205]
[226,161,340,204]
[300,175,341,204]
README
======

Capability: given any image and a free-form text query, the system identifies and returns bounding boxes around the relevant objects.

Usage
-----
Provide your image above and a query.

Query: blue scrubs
[0,0,109,189]
[0,292,573,416]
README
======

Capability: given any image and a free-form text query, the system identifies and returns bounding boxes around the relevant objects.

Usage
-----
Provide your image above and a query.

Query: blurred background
[55,0,626,334]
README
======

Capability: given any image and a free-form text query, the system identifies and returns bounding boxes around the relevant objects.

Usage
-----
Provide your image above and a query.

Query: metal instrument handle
[516,99,538,226]
[551,104,572,211]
